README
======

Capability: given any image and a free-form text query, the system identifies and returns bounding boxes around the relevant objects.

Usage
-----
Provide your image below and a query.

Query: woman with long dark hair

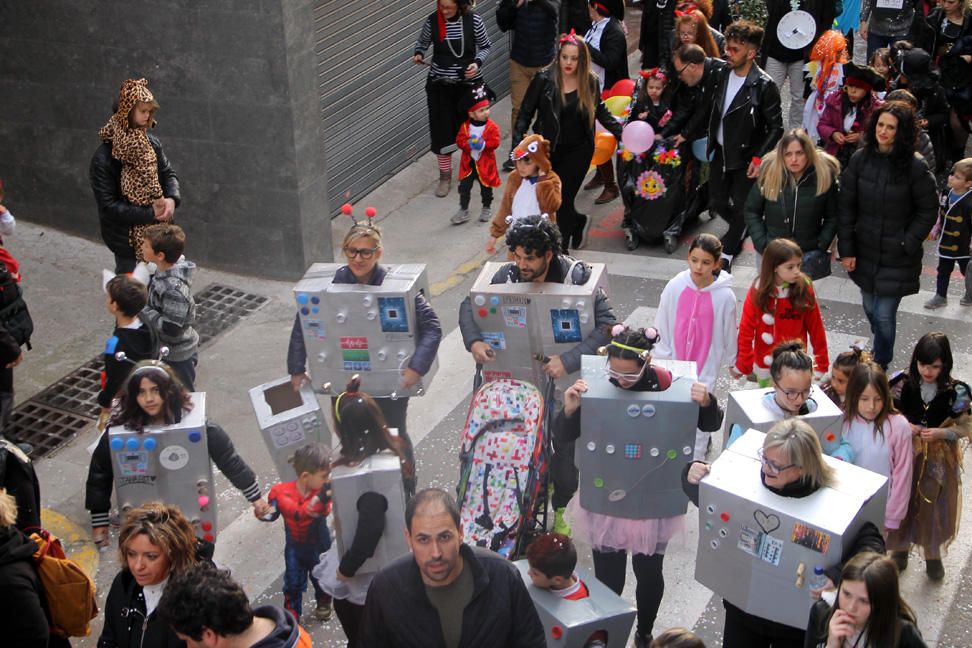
[837,101,938,370]
[515,33,622,251]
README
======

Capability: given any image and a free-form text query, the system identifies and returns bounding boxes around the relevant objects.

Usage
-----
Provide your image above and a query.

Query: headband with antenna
[341,203,381,237]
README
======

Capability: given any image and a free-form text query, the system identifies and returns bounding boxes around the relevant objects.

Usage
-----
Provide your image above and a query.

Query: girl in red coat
[734,238,829,386]
[452,82,502,225]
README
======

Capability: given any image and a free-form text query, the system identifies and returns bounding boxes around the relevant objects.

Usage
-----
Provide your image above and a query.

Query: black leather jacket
[707,64,784,171]
[89,134,181,257]
[514,68,623,151]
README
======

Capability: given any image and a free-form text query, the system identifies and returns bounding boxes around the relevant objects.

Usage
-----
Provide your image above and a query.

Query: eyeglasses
[774,382,812,401]
[343,246,379,259]
[604,359,647,383]
[674,62,689,77]
[757,447,797,475]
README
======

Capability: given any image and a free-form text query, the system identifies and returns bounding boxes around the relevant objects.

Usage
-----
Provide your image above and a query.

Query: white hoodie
[654,269,738,390]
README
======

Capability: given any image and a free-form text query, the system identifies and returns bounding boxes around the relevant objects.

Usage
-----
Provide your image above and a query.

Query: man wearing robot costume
[458,214,617,385]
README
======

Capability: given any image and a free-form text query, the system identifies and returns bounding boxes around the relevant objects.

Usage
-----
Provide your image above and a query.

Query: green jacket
[744,164,840,255]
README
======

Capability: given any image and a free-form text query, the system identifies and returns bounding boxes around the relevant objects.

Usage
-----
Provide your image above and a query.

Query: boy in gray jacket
[140,223,199,390]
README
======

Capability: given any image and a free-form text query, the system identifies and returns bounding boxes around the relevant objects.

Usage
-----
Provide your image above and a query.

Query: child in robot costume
[653,233,737,459]
[840,361,914,536]
[486,134,562,254]
[85,361,269,548]
[557,325,722,646]
[887,332,972,581]
[734,239,829,386]
[263,443,334,622]
[525,532,590,600]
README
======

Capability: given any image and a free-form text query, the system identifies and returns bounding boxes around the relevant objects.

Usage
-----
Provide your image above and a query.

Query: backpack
[0,263,32,349]
[29,528,99,637]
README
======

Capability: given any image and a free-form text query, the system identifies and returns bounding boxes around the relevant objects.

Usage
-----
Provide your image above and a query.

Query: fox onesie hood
[491,134,562,239]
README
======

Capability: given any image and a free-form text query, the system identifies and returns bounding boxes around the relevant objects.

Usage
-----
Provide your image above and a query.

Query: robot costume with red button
[514,561,636,648]
[693,429,887,629]
[86,378,262,542]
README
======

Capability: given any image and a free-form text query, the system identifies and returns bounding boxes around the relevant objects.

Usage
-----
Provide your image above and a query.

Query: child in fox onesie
[486,134,562,255]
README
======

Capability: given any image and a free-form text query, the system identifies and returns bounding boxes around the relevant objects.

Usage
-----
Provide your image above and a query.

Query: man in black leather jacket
[705,21,784,270]
[90,133,180,273]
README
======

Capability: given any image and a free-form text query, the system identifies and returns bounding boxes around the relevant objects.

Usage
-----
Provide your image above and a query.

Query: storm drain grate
[195,284,269,348]
[31,355,104,419]
[8,283,269,459]
[6,401,93,459]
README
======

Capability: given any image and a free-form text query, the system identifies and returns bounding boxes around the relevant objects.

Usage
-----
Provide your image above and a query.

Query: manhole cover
[6,401,92,459]
[195,284,269,348]
[31,355,103,419]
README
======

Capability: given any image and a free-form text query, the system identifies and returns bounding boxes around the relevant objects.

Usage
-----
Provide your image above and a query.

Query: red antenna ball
[341,203,353,216]
[364,207,377,219]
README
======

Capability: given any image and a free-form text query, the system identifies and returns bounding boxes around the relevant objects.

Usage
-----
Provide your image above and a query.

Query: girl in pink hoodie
[841,361,914,533]
[654,233,737,458]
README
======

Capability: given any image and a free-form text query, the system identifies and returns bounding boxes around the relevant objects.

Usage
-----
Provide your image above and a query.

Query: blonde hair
[758,129,839,201]
[764,419,835,489]
[343,222,382,248]
[555,37,597,129]
[0,488,17,527]
[953,157,972,181]
[118,502,200,576]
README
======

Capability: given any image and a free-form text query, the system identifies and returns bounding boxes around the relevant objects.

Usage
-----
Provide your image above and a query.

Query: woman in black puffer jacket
[838,102,938,370]
[744,128,840,275]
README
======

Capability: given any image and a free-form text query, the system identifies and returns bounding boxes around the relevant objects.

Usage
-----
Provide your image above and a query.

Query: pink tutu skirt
[566,496,683,556]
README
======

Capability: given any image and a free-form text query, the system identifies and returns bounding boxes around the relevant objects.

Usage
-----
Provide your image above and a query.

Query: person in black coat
[98,502,214,648]
[640,0,676,70]
[515,33,624,250]
[359,489,546,648]
[85,361,268,548]
[838,101,938,370]
[804,552,928,648]
[90,129,180,275]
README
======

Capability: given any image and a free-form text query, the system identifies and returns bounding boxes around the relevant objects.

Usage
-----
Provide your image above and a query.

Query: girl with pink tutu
[556,325,722,647]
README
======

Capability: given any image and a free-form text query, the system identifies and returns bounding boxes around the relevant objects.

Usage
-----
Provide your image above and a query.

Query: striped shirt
[414,13,492,81]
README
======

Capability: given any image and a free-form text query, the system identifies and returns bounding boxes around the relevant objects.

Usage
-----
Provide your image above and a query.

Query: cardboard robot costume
[722,385,846,455]
[576,356,700,519]
[108,392,219,541]
[248,376,329,482]
[694,429,888,629]
[293,263,438,398]
[513,561,636,648]
[468,261,610,388]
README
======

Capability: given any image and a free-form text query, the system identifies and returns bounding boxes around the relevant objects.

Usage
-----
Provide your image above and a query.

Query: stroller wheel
[663,234,678,254]
[624,228,639,251]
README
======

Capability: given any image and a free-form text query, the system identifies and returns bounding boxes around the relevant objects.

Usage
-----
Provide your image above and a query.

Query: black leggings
[553,141,595,249]
[334,598,365,647]
[936,256,969,297]
[592,549,665,640]
[722,601,805,648]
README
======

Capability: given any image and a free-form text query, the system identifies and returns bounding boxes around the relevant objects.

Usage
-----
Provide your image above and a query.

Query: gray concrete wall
[0,0,332,279]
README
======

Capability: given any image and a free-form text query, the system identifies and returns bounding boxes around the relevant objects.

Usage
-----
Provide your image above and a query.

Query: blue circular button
[126,438,140,451]
[490,296,500,306]
[188,431,202,443]
[311,307,319,314]
[296,294,308,305]
[311,296,320,304]
[143,438,157,451]
[110,438,124,451]
[300,307,309,316]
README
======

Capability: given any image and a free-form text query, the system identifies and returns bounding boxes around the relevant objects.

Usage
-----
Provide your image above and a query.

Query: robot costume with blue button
[694,429,888,629]
[467,260,609,389]
[722,385,847,456]
[108,391,218,540]
[293,263,438,398]
[513,561,636,648]
[576,355,701,519]
[248,376,328,482]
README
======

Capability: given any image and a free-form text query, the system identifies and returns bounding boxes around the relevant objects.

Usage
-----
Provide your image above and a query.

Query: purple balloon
[621,121,656,155]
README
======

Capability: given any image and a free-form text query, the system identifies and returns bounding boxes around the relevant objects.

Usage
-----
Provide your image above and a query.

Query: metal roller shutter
[315,1,510,214]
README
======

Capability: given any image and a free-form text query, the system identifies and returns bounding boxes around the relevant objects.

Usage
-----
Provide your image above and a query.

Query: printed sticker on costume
[482,332,507,350]
[550,309,582,343]
[378,297,409,333]
[117,451,149,477]
[502,305,528,329]
[305,320,326,340]
[738,525,761,557]
[760,535,784,566]
[791,522,831,554]
[159,445,190,471]
[738,525,783,566]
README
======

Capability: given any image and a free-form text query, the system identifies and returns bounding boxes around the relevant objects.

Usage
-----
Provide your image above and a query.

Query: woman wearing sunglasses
[286,219,443,448]
[684,419,886,647]
[556,325,722,647]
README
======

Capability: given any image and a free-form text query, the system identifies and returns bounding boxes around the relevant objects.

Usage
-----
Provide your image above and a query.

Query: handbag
[801,249,832,281]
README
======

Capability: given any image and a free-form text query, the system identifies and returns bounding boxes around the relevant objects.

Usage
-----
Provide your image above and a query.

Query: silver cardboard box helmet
[248,376,329,482]
[722,385,844,452]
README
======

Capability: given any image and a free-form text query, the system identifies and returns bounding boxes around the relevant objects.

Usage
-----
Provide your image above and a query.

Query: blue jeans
[283,522,332,617]
[167,353,198,392]
[861,291,902,370]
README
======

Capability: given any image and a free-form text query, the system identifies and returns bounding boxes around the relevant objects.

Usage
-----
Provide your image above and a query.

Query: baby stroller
[457,377,552,559]
[618,137,687,249]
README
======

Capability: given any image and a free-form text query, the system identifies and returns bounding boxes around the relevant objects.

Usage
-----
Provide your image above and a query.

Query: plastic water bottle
[809,565,828,594]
